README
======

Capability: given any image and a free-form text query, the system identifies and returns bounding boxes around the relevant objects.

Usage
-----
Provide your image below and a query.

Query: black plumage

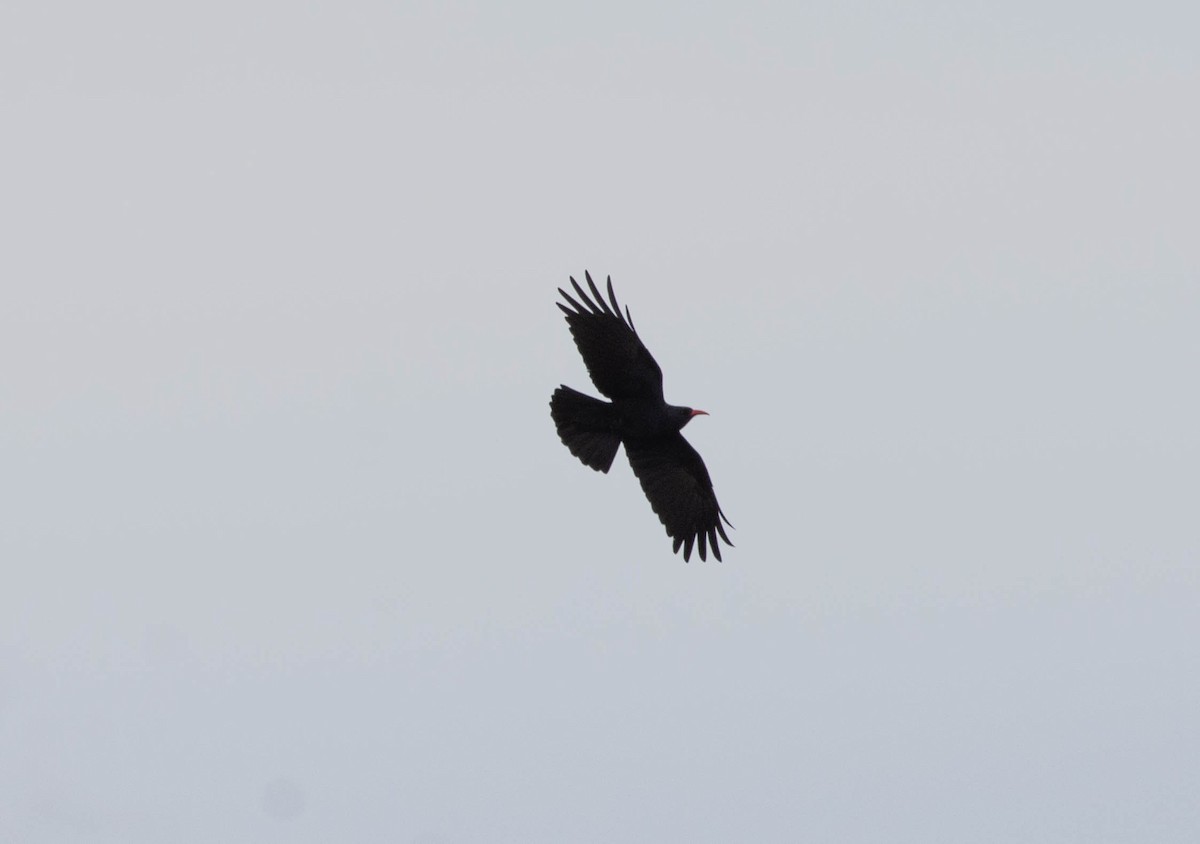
[549,272,733,561]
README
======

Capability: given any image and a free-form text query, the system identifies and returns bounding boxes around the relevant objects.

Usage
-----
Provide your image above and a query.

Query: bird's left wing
[624,433,733,562]
[557,273,664,401]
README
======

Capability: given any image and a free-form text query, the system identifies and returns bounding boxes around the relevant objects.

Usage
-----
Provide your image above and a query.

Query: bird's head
[672,406,709,430]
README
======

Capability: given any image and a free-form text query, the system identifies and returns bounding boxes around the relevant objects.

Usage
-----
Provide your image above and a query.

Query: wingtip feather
[716,519,733,546]
[606,277,623,322]
[586,273,613,317]
[558,287,588,315]
[570,276,602,314]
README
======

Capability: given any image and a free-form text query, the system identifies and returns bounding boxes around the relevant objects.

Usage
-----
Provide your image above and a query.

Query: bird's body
[549,273,732,562]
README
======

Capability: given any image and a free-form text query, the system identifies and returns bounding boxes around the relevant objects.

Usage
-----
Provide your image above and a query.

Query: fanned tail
[550,386,621,473]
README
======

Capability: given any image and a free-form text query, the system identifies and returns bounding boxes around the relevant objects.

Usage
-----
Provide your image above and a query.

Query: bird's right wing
[557,273,664,401]
[625,433,733,562]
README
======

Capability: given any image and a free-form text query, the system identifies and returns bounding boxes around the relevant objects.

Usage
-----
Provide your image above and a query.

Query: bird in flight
[550,272,733,561]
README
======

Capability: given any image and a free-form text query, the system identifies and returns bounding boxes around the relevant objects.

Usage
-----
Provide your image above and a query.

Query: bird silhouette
[550,272,733,561]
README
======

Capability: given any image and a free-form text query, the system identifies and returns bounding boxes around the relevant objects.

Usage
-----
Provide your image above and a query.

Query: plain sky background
[2,1,1198,841]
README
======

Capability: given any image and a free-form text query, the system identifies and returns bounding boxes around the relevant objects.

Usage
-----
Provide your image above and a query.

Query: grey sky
[2,1,1198,841]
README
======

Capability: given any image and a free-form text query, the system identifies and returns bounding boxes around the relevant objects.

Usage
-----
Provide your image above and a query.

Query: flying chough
[549,272,733,561]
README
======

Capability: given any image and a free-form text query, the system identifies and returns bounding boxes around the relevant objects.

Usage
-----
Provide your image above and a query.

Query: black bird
[550,272,733,561]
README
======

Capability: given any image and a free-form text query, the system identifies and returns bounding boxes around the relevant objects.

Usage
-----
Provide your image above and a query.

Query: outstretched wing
[624,433,734,562]
[557,272,664,401]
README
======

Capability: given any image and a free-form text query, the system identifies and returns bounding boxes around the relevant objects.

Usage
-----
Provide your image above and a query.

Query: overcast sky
[2,1,1198,842]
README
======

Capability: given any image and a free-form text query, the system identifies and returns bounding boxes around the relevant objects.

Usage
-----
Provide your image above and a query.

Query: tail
[549,385,621,473]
